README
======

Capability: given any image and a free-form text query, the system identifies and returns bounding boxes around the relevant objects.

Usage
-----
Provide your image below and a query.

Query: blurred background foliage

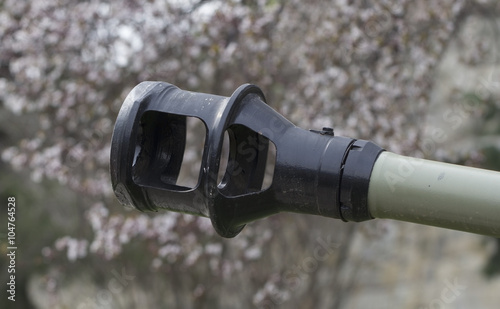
[1,0,500,308]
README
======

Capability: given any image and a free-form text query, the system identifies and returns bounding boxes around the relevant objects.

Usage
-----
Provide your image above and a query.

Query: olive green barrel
[367,152,500,237]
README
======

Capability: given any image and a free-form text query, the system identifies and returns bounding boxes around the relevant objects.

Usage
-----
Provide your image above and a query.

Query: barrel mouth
[110,81,383,238]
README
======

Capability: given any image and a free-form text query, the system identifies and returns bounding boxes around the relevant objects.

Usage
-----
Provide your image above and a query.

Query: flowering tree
[1,0,499,307]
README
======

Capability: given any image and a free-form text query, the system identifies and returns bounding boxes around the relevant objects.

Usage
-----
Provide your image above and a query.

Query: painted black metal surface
[110,82,384,237]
